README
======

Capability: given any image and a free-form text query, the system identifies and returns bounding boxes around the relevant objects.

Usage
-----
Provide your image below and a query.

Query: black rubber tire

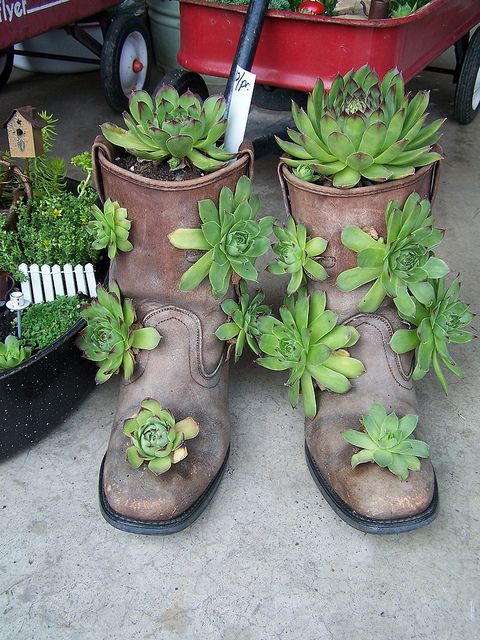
[454,29,480,124]
[101,15,152,113]
[153,70,209,102]
[0,48,14,90]
[252,84,307,111]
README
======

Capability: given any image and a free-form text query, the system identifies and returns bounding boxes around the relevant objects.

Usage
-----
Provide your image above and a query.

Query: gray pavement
[0,61,479,640]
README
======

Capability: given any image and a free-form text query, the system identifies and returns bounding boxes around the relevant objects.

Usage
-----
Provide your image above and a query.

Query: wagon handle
[92,135,115,204]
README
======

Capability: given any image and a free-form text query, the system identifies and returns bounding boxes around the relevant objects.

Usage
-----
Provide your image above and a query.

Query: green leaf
[209,260,231,298]
[409,281,435,306]
[165,134,194,158]
[305,236,328,256]
[168,228,210,250]
[358,278,386,313]
[346,151,374,172]
[351,449,374,468]
[215,322,240,341]
[300,372,317,419]
[424,256,449,279]
[336,267,382,291]
[130,327,161,350]
[342,429,375,450]
[341,226,381,252]
[332,167,362,189]
[179,250,214,291]
[357,248,385,268]
[127,447,144,469]
[373,449,393,468]
[148,457,172,475]
[390,329,419,354]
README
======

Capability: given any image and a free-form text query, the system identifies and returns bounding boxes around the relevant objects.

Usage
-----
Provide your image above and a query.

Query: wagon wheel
[454,29,480,124]
[0,48,14,91]
[101,15,152,113]
[153,70,209,102]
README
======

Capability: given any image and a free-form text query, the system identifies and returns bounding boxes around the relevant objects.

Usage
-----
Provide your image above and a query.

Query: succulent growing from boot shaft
[168,176,274,298]
[87,198,133,260]
[337,192,449,313]
[342,403,430,481]
[257,289,365,418]
[276,65,444,188]
[0,335,31,371]
[215,281,272,362]
[101,87,234,172]
[390,277,474,394]
[268,217,328,294]
[124,398,199,475]
[78,282,161,384]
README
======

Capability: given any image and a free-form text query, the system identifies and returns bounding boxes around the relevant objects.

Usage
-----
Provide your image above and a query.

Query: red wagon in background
[0,0,153,111]
[175,0,480,123]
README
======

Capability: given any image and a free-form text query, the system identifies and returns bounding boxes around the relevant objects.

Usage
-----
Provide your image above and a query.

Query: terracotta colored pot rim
[97,144,253,193]
[279,144,442,199]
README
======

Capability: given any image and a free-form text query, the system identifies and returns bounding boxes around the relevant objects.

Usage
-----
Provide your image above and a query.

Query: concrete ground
[1,56,479,640]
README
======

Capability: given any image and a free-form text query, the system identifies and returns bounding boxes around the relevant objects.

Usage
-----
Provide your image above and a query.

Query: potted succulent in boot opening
[273,64,456,533]
[90,85,255,534]
[0,112,107,457]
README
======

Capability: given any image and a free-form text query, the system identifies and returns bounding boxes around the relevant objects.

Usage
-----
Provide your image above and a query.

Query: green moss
[21,295,82,351]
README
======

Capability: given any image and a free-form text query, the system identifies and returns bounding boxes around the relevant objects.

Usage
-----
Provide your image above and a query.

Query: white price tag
[224,65,256,153]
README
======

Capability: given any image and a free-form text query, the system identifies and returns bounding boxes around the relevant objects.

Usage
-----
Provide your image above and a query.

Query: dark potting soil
[0,309,14,343]
[115,155,205,182]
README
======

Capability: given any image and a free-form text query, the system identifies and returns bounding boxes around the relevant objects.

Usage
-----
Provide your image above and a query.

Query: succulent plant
[0,335,31,371]
[168,176,274,298]
[276,65,444,188]
[101,87,234,172]
[78,281,161,384]
[257,289,365,418]
[215,281,272,362]
[268,217,328,294]
[124,398,199,475]
[336,192,449,313]
[342,403,430,481]
[390,277,474,393]
[87,198,133,260]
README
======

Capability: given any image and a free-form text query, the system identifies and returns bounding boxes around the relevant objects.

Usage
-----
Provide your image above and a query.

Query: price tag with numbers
[224,65,256,153]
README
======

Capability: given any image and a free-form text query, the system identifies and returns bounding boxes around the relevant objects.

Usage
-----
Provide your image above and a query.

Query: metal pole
[224,0,270,109]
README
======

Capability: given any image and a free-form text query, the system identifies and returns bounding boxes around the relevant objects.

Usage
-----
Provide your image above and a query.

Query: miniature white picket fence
[18,263,97,305]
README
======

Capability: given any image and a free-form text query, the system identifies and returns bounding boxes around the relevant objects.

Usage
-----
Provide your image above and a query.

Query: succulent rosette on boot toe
[168,176,274,297]
[276,65,444,188]
[124,399,199,475]
[336,192,449,313]
[342,403,430,481]
[257,289,365,418]
[101,87,235,172]
[78,282,161,383]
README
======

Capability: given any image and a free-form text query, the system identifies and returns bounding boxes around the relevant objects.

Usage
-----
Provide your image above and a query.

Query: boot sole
[305,444,438,534]
[99,449,229,535]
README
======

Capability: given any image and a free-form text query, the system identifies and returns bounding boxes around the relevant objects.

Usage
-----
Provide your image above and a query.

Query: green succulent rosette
[0,335,31,371]
[168,176,274,298]
[342,403,430,481]
[215,280,272,362]
[78,281,161,384]
[124,398,199,475]
[101,87,235,172]
[390,277,475,393]
[257,289,365,418]
[336,192,449,313]
[276,65,444,188]
[87,198,133,260]
[267,217,329,294]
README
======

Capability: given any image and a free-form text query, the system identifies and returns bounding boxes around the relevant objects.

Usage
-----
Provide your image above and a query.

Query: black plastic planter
[0,316,98,458]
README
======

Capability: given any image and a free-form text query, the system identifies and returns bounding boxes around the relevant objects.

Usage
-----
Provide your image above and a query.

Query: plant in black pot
[0,112,107,458]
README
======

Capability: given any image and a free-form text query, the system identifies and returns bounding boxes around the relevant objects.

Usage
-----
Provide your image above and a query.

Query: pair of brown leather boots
[94,138,438,536]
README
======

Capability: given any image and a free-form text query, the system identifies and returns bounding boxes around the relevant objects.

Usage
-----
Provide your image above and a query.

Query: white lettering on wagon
[0,0,70,22]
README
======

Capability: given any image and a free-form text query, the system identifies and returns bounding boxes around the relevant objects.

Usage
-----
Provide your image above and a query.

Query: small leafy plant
[336,192,448,313]
[124,398,199,475]
[78,282,161,384]
[168,176,274,297]
[0,335,31,371]
[215,281,272,362]
[276,65,444,188]
[389,0,430,18]
[257,289,365,418]
[342,403,430,481]
[268,217,328,294]
[101,87,234,172]
[87,198,133,260]
[390,277,474,393]
[21,295,82,351]
[71,152,93,198]
[25,111,66,200]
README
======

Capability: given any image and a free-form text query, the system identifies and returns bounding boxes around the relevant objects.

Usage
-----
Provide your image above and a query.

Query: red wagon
[173,0,480,123]
[0,0,153,111]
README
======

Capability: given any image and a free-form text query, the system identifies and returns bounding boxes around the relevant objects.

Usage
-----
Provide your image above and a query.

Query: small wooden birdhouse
[3,107,46,158]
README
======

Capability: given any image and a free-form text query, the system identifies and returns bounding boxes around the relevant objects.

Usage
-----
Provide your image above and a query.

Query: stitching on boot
[346,313,413,389]
[131,305,224,388]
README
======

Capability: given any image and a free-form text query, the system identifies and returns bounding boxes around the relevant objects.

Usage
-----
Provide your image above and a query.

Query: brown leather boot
[92,136,254,534]
[279,159,441,534]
